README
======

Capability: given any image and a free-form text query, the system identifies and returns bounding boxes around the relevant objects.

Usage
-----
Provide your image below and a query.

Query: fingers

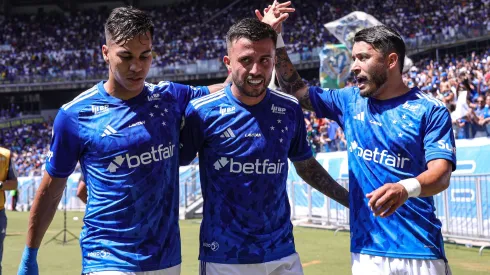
[255,9,263,20]
[367,186,386,210]
[373,197,397,217]
[380,201,403,218]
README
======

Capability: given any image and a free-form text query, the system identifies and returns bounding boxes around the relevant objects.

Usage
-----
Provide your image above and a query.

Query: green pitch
[4,211,490,274]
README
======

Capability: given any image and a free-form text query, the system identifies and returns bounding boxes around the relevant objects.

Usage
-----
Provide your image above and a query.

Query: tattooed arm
[293,157,349,208]
[275,48,314,111]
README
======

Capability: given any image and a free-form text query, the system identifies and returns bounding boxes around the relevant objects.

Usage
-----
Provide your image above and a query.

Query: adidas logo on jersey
[213,157,285,174]
[220,128,236,138]
[92,105,109,115]
[101,125,117,137]
[349,141,410,169]
[354,112,365,121]
[106,143,176,173]
[219,106,236,115]
[271,104,286,115]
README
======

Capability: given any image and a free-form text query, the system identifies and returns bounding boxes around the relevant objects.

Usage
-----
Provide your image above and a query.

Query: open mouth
[356,76,368,88]
[247,78,264,87]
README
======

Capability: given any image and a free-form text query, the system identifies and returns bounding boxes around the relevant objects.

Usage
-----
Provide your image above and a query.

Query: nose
[350,59,360,75]
[249,62,261,76]
[129,59,143,73]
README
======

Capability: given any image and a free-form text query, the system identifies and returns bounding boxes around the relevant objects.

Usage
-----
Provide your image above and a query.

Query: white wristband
[398,178,421,198]
[276,33,285,49]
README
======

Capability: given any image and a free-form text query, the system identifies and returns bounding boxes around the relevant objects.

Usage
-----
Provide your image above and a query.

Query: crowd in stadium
[1,0,489,83]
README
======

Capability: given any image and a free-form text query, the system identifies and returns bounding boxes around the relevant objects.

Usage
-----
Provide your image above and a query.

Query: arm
[76,179,87,204]
[275,48,312,111]
[366,159,452,218]
[255,1,313,109]
[27,172,67,248]
[2,157,18,190]
[293,157,349,208]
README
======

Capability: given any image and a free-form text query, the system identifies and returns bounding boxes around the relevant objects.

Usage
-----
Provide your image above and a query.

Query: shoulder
[188,89,227,113]
[410,88,448,113]
[60,84,101,116]
[269,89,300,106]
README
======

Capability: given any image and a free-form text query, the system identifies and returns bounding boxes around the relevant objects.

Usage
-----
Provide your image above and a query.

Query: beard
[359,68,388,98]
[233,73,272,98]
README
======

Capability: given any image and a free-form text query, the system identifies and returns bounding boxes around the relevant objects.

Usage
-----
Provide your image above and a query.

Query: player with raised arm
[18,6,227,275]
[258,2,456,274]
[180,18,349,275]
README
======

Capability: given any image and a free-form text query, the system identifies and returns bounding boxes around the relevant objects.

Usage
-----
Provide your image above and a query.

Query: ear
[387,52,398,71]
[223,55,231,73]
[102,45,109,63]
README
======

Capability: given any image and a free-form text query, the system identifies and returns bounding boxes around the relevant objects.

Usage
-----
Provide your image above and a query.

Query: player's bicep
[179,107,204,166]
[423,107,456,170]
[289,106,313,162]
[45,109,82,178]
[308,86,348,123]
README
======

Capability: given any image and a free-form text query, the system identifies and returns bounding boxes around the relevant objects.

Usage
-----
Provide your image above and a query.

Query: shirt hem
[351,249,443,260]
[199,249,296,264]
[81,258,182,274]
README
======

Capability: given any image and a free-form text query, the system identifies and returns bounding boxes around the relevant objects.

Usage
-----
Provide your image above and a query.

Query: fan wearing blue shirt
[18,7,228,275]
[180,18,349,275]
[261,6,456,274]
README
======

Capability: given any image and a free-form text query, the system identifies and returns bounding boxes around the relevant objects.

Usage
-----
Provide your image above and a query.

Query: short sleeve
[45,109,83,178]
[423,106,457,170]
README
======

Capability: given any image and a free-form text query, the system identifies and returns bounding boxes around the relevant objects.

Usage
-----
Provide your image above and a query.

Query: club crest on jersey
[271,104,286,115]
[147,93,161,101]
[219,106,236,115]
[91,105,109,115]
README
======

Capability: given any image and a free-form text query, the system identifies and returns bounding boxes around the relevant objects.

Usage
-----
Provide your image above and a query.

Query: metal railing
[288,174,490,255]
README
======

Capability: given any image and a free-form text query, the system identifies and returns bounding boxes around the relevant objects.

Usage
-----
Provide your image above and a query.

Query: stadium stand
[1,0,490,174]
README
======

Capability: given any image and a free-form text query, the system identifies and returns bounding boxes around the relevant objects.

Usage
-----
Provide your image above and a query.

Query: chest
[204,107,297,158]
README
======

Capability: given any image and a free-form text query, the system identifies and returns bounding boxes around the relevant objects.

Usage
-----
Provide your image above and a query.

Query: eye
[240,57,251,64]
[261,58,270,64]
[120,56,131,60]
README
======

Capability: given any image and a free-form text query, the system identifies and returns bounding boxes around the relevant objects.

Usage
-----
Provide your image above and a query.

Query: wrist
[398,178,421,198]
[22,245,39,259]
[276,33,285,49]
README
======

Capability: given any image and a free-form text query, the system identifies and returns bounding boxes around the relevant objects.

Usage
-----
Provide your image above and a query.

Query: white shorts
[200,253,304,275]
[351,253,452,275]
[86,264,181,275]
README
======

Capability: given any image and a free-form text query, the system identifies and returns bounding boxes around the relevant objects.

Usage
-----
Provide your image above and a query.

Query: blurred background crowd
[1,0,489,175]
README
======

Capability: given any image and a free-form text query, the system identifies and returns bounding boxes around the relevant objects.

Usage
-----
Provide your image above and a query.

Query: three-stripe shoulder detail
[62,87,98,111]
[270,90,299,104]
[191,90,226,110]
[415,91,445,107]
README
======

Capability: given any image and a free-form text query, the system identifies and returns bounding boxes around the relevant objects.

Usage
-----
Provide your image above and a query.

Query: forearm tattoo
[275,48,313,111]
[294,157,349,208]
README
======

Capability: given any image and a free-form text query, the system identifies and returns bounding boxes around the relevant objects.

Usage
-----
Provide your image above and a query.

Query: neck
[104,76,143,100]
[372,74,410,101]
[231,84,267,106]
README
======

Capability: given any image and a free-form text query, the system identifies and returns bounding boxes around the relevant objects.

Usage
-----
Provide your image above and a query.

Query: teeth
[247,79,263,84]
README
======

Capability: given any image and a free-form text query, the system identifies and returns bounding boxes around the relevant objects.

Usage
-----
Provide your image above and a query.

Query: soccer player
[259,4,456,274]
[18,7,228,275]
[179,18,349,275]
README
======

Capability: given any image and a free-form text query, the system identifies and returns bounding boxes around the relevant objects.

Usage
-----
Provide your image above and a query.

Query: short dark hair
[354,25,406,74]
[226,18,277,49]
[105,6,154,45]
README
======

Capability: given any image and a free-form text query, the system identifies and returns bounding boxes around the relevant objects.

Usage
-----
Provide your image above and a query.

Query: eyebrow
[117,50,152,55]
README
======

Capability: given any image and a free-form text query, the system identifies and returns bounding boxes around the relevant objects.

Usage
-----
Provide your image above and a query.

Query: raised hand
[255,1,295,33]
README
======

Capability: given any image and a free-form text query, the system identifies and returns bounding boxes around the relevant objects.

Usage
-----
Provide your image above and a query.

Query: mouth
[127,77,144,83]
[246,78,264,87]
[355,76,368,89]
